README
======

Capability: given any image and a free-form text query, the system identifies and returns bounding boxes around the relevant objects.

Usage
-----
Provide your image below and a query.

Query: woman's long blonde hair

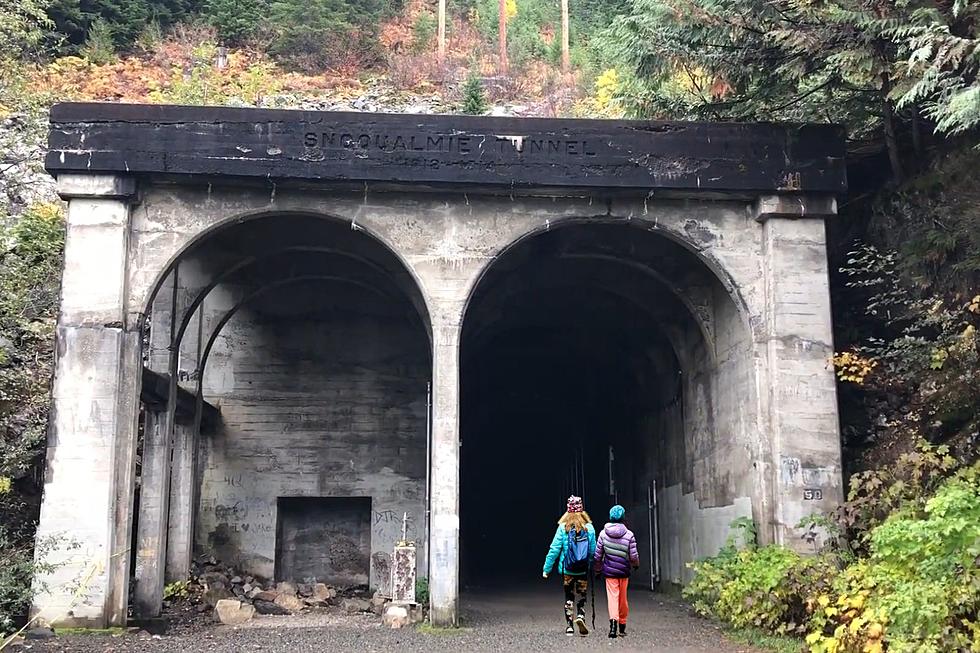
[558,511,592,532]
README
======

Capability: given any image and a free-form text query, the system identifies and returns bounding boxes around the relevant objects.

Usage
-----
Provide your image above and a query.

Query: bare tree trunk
[911,109,924,163]
[437,0,446,67]
[880,73,904,184]
[561,0,570,75]
[498,0,508,75]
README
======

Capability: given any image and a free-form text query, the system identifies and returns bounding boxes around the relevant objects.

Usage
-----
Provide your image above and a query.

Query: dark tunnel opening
[460,224,692,591]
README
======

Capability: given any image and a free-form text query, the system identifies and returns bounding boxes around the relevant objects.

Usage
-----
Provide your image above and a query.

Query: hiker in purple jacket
[594,505,639,639]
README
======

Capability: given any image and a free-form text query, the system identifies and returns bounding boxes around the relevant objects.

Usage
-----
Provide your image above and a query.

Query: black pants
[562,574,587,623]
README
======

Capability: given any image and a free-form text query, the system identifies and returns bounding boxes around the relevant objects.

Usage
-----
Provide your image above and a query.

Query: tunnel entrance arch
[131,212,432,617]
[460,221,760,592]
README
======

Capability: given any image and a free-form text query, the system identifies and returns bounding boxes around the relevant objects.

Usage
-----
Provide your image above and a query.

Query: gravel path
[21,587,763,653]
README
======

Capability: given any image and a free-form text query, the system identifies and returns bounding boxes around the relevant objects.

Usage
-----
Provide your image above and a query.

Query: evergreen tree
[461,72,488,114]
[605,0,980,179]
[267,0,392,70]
[46,0,201,49]
[204,0,262,44]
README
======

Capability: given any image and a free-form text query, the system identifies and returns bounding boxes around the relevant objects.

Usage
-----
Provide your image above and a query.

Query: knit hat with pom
[566,495,584,513]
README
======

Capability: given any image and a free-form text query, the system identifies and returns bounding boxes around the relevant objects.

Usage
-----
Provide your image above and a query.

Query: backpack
[562,527,590,574]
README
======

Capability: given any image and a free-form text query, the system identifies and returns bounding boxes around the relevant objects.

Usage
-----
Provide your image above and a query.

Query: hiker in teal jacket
[542,495,597,636]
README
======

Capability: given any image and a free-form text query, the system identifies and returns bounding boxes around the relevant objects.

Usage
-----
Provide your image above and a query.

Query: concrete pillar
[165,421,195,582]
[756,194,844,547]
[428,311,461,626]
[134,277,180,618]
[166,306,203,582]
[31,174,139,628]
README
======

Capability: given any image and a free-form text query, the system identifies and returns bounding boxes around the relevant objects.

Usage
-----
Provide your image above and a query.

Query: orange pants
[605,577,629,624]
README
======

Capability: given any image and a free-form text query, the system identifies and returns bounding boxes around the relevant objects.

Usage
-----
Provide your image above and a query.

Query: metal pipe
[424,381,432,577]
[653,480,660,583]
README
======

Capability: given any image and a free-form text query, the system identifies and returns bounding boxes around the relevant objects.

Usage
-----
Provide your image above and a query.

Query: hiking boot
[574,614,589,636]
[608,619,618,638]
[565,624,575,636]
[618,622,627,637]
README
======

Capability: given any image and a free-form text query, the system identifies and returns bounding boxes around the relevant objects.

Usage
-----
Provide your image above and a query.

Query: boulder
[382,602,422,629]
[312,583,335,602]
[297,583,313,597]
[203,587,234,607]
[253,590,279,602]
[253,600,291,616]
[275,581,297,596]
[343,598,372,614]
[200,572,229,587]
[214,599,255,625]
[273,592,305,613]
[24,627,56,640]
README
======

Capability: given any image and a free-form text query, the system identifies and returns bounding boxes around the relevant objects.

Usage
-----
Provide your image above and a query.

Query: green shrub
[134,20,163,51]
[0,201,66,634]
[411,12,436,53]
[0,529,67,636]
[684,518,834,635]
[415,576,429,605]
[163,580,190,600]
[460,73,487,115]
[79,18,115,64]
[807,464,980,653]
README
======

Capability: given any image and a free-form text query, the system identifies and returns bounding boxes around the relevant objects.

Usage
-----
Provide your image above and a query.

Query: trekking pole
[590,571,596,629]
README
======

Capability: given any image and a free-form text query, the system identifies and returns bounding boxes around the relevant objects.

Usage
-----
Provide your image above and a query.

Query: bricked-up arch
[460,222,763,592]
[131,214,432,618]
[35,104,845,629]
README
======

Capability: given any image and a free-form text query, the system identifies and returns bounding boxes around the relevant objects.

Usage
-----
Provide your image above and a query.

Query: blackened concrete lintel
[46,102,848,195]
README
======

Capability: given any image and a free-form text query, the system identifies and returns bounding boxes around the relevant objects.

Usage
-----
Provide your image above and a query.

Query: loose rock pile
[179,556,387,625]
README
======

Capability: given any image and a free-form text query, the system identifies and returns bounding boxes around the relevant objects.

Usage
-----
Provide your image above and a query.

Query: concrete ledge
[57,173,136,199]
[141,367,221,431]
[753,194,837,222]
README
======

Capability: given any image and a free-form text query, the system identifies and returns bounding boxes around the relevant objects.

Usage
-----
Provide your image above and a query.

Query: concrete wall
[197,293,429,591]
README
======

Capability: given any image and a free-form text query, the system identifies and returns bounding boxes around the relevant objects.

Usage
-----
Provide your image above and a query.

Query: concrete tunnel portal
[33,104,846,628]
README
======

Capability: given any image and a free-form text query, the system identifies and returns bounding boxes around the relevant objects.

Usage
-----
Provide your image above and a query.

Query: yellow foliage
[969,295,980,314]
[832,351,877,384]
[595,68,619,111]
[0,476,10,495]
[572,68,624,118]
[505,0,517,21]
